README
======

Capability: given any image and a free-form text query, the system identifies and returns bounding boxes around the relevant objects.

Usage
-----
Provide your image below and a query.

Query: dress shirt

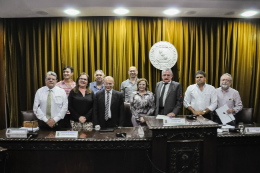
[33,86,68,123]
[216,87,243,114]
[160,81,171,107]
[56,80,76,114]
[105,89,113,118]
[120,78,139,102]
[56,80,76,97]
[89,81,105,94]
[184,83,217,111]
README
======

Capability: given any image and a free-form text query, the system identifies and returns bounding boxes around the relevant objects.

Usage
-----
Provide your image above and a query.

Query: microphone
[183,98,197,120]
[115,124,127,137]
[27,119,38,138]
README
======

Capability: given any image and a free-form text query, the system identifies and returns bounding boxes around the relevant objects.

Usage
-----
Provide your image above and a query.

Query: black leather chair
[21,110,37,122]
[235,108,253,124]
[124,102,133,127]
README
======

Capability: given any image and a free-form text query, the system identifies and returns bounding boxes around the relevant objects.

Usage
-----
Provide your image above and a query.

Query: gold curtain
[4,17,260,127]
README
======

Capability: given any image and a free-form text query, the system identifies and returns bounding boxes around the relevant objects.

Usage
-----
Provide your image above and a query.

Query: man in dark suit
[154,68,183,117]
[93,76,125,129]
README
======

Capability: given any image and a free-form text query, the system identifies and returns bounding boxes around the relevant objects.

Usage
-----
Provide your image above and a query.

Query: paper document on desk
[156,115,170,120]
[216,104,235,125]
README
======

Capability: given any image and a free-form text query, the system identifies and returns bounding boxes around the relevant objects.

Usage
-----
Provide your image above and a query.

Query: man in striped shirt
[56,66,76,128]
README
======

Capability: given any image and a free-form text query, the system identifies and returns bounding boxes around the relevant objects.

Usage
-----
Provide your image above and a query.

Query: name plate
[163,118,185,126]
[55,131,78,138]
[245,127,260,134]
[6,128,28,135]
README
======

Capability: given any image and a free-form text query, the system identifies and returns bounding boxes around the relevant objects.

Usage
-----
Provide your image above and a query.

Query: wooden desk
[1,120,260,173]
[217,124,260,173]
[145,116,220,173]
[0,127,152,173]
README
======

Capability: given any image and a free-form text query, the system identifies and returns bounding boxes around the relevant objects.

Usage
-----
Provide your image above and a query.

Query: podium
[145,116,219,173]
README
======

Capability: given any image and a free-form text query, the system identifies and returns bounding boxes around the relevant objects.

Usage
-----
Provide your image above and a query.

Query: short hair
[104,76,114,82]
[45,71,57,80]
[161,68,173,75]
[136,78,149,91]
[63,66,74,73]
[94,69,105,77]
[195,70,206,77]
[221,73,233,81]
[72,72,92,94]
[129,66,137,71]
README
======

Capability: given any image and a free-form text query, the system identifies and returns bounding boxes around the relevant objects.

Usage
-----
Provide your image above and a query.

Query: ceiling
[0,0,260,18]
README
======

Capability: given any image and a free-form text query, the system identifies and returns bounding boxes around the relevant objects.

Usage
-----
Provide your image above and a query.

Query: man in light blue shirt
[89,70,105,94]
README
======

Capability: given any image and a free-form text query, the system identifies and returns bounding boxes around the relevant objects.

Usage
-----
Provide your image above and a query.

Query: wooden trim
[0,18,6,130]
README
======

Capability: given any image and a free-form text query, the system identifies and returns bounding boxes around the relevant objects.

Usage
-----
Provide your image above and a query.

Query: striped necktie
[105,91,110,121]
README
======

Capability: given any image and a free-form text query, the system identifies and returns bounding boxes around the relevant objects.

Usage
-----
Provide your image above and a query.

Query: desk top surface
[0,127,152,142]
[145,116,220,130]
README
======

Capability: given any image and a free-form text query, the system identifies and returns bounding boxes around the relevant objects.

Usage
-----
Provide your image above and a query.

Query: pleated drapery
[4,17,260,127]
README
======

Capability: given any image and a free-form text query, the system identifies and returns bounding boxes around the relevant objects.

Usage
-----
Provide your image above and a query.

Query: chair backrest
[235,108,253,124]
[124,102,133,127]
[21,110,38,122]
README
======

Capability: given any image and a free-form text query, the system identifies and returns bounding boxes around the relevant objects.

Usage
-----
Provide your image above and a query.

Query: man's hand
[46,119,56,128]
[226,108,234,114]
[167,112,175,118]
[79,116,86,123]
[192,111,200,116]
[140,117,145,123]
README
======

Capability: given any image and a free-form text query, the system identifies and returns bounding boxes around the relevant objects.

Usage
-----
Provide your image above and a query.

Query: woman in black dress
[68,72,94,128]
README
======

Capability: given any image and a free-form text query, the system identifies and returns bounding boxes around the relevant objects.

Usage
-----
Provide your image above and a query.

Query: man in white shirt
[183,70,217,120]
[33,71,68,129]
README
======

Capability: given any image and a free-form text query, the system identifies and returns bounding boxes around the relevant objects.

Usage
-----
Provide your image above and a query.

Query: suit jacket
[154,81,183,116]
[93,90,125,128]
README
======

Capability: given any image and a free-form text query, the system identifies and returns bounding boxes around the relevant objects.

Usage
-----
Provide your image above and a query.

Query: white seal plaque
[149,41,178,70]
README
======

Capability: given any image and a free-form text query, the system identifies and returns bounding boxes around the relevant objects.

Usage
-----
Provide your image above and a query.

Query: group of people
[33,65,243,130]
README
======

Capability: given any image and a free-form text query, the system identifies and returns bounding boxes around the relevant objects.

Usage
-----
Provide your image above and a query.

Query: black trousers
[38,119,65,130]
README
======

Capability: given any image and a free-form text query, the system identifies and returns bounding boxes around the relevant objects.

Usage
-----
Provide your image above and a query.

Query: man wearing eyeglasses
[154,68,183,117]
[33,71,68,129]
[216,73,243,124]
[93,76,125,129]
[183,70,217,120]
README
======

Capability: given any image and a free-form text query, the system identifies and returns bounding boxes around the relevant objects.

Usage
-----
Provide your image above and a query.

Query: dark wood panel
[0,18,6,130]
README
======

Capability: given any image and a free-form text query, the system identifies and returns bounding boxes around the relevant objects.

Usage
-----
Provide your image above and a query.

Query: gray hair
[94,69,105,77]
[45,71,57,80]
[161,68,173,75]
[221,73,232,81]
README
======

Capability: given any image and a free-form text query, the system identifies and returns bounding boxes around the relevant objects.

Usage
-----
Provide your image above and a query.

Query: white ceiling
[0,0,260,18]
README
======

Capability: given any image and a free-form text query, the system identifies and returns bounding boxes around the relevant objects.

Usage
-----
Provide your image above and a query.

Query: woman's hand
[79,116,86,123]
[140,117,145,123]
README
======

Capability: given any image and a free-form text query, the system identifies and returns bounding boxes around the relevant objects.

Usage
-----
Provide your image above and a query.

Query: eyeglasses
[47,78,56,81]
[79,78,88,81]
[196,76,204,79]
[104,83,113,86]
[221,79,231,82]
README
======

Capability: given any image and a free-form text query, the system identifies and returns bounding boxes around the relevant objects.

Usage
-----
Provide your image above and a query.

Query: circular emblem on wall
[149,41,178,70]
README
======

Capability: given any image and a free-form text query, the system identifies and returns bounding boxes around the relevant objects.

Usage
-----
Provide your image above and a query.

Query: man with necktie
[93,76,125,129]
[154,68,183,117]
[33,71,68,129]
